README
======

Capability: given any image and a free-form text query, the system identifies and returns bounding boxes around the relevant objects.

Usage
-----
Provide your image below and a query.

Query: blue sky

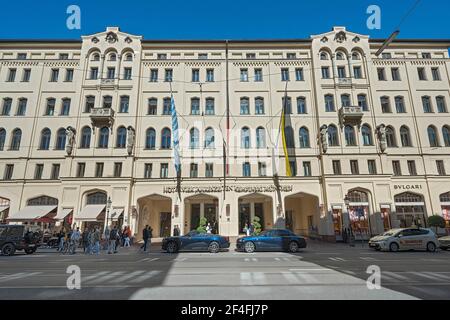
[0,0,449,40]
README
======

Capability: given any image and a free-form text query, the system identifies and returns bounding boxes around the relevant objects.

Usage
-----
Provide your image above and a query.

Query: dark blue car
[236,229,307,253]
[162,230,230,253]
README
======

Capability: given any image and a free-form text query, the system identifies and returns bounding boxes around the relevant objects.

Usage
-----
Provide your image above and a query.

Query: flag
[278,83,294,177]
[170,93,182,199]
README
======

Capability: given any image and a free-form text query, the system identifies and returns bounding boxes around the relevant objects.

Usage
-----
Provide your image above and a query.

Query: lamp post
[105,197,112,232]
[344,194,354,247]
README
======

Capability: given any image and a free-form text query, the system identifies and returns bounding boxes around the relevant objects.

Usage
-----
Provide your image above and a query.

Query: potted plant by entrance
[196,217,207,233]
[252,216,262,235]
[427,215,446,236]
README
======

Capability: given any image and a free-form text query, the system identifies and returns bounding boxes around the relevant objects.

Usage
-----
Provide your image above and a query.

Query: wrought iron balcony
[339,106,363,127]
[90,107,115,127]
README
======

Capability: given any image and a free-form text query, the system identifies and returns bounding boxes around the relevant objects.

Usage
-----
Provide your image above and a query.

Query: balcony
[339,106,363,127]
[90,107,115,127]
[336,77,352,87]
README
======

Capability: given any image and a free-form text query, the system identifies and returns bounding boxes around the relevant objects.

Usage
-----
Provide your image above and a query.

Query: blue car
[162,230,230,253]
[236,229,307,253]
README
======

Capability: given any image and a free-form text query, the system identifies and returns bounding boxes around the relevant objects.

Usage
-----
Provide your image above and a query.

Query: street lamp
[105,196,112,231]
[344,194,354,247]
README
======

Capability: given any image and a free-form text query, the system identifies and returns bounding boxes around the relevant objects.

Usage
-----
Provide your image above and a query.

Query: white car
[369,228,440,252]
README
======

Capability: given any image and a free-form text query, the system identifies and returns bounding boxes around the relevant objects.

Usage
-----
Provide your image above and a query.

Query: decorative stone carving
[319,124,328,154]
[376,124,387,153]
[127,126,135,156]
[91,37,99,44]
[65,126,76,156]
[353,36,361,43]
[124,37,133,44]
[106,32,118,43]
[334,31,347,43]
[321,36,328,43]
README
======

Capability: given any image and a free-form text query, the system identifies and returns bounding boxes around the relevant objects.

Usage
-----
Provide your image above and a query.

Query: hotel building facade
[0,26,449,241]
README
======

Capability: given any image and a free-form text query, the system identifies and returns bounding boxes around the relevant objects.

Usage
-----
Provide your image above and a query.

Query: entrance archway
[440,192,450,232]
[238,193,273,235]
[395,192,427,228]
[0,197,10,224]
[346,189,372,240]
[137,194,172,239]
[284,193,320,237]
[184,194,219,234]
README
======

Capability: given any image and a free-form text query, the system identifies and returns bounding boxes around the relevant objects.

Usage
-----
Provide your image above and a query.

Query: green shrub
[427,215,446,233]
[252,216,262,235]
[196,217,207,233]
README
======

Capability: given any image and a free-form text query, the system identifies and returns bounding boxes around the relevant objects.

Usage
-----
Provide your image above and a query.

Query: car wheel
[166,241,178,254]
[208,241,220,254]
[288,241,299,253]
[1,243,16,256]
[389,242,399,252]
[426,242,437,252]
[25,248,36,255]
[244,241,256,253]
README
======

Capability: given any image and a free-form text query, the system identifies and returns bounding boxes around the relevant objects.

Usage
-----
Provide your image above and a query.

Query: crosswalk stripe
[82,271,109,282]
[110,271,145,284]
[275,258,281,261]
[281,271,299,283]
[410,272,443,281]
[383,271,409,281]
[149,258,160,262]
[0,272,41,282]
[423,272,450,281]
[89,271,125,284]
[282,258,291,262]
[130,271,160,283]
[360,257,376,261]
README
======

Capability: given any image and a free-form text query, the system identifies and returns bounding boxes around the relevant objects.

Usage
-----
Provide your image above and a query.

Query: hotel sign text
[163,185,293,194]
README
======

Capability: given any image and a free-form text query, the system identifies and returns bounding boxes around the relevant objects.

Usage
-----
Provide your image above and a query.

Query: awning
[7,206,57,221]
[55,208,73,221]
[0,205,9,213]
[110,208,124,221]
[76,205,105,222]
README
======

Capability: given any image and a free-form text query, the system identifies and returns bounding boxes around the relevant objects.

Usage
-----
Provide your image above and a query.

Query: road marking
[130,270,161,283]
[360,257,376,261]
[239,272,266,285]
[275,258,281,261]
[422,272,450,281]
[282,258,291,262]
[139,258,151,262]
[0,272,41,283]
[329,257,346,262]
[289,268,330,272]
[149,258,160,262]
[409,272,447,282]
[89,271,125,284]
[173,258,187,262]
[82,271,109,282]
[110,271,146,284]
[252,258,258,262]
[383,272,409,281]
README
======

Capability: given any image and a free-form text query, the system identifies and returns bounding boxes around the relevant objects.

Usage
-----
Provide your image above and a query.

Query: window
[422,52,431,59]
[258,162,267,177]
[123,67,132,80]
[353,66,362,79]
[144,164,153,179]
[418,68,427,80]
[150,69,158,82]
[321,67,330,79]
[289,161,297,177]
[325,95,335,112]
[119,96,129,113]
[337,66,346,78]
[240,69,248,82]
[190,128,200,149]
[51,164,60,180]
[76,163,86,178]
[163,98,171,115]
[382,53,392,59]
[116,127,127,148]
[80,127,91,148]
[190,163,198,178]
[206,69,214,82]
[55,128,66,150]
[336,52,345,60]
[299,127,310,148]
[243,162,251,177]
[109,53,117,61]
[240,98,250,115]
[2,98,12,116]
[282,96,292,114]
[393,161,402,176]
[92,53,100,61]
[160,163,169,178]
[350,160,359,175]
[297,97,307,114]
[7,69,16,82]
[352,52,361,60]
[357,94,368,111]
[395,96,406,113]
[145,128,156,149]
[432,68,441,81]
[192,69,200,82]
[50,69,59,82]
[191,97,200,115]
[205,163,214,177]
[241,127,251,149]
[255,97,264,115]
[114,163,122,177]
[254,69,263,82]
[345,125,356,146]
[205,98,215,115]
[157,54,167,60]
[422,96,433,113]
[381,96,391,113]
[45,98,56,116]
[295,68,304,81]
[164,69,173,82]
[407,160,417,176]
[287,53,296,59]
[40,128,51,150]
[125,53,133,61]
[361,125,373,146]
[103,96,112,108]
[256,127,266,149]
[85,96,95,112]
[0,129,5,151]
[341,94,350,107]
[246,53,256,59]
[368,160,377,175]
[59,53,69,60]
[377,68,386,81]
[332,160,342,175]
[86,192,107,205]
[320,52,329,60]
[284,126,295,148]
[161,128,171,149]
[205,128,215,148]
[386,126,397,147]
[17,53,27,60]
[436,96,447,113]
[281,68,290,81]
[65,69,74,82]
[3,164,13,180]
[147,98,157,115]
[328,125,339,146]
[198,53,208,60]
[303,162,312,177]
[22,69,31,82]
[436,160,446,176]
[61,98,71,116]
[106,67,115,79]
[391,68,401,81]
[443,126,450,147]
[95,163,104,178]
[428,126,439,147]
[400,126,412,147]
[98,127,109,148]
[34,164,44,180]
[10,129,21,150]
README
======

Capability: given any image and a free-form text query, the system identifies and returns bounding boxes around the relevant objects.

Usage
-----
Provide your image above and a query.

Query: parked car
[162,230,230,253]
[236,229,307,253]
[0,225,41,256]
[369,228,440,252]
[438,235,450,250]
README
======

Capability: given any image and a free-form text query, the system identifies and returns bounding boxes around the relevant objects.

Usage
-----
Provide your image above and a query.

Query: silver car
[439,236,450,250]
[369,228,439,252]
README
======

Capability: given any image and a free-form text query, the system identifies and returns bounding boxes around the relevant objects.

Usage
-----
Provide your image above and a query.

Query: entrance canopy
[77,205,105,222]
[54,208,73,221]
[7,205,57,222]
[110,208,124,221]
[0,205,9,213]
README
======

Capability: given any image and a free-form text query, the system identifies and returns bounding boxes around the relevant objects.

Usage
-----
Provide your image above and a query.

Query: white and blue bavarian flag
[170,94,181,175]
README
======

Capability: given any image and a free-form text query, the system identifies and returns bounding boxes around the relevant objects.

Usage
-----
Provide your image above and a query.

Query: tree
[196,217,207,233]
[427,215,446,235]
[252,216,262,235]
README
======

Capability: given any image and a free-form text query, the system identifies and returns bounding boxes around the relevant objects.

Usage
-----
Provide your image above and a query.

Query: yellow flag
[281,101,292,177]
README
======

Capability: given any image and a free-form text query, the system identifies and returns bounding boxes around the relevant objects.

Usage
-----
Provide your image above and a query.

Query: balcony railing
[339,106,363,127]
[90,107,115,127]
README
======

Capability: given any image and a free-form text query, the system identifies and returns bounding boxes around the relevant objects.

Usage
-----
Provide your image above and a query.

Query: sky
[0,0,449,40]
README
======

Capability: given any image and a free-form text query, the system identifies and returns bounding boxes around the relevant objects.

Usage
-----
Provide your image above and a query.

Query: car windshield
[186,231,199,237]
[258,231,269,237]
[382,231,396,236]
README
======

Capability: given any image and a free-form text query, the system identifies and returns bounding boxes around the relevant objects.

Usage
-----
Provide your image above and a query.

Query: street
[0,240,449,300]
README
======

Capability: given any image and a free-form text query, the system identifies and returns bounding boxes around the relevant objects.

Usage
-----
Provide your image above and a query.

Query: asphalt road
[0,240,449,300]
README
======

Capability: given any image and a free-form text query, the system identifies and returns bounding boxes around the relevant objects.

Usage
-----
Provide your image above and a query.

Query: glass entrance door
[160,212,171,237]
[190,204,201,231]
[204,204,218,234]
[239,204,251,234]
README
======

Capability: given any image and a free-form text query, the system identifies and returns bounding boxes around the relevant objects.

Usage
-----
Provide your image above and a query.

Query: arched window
[357,94,368,111]
[341,94,351,108]
[345,125,356,146]
[240,97,250,115]
[299,127,310,148]
[400,126,412,147]
[256,127,266,149]
[241,127,251,149]
[336,52,345,60]
[328,125,339,146]
[190,127,200,149]
[80,126,91,148]
[297,97,307,114]
[325,94,335,112]
[320,52,329,60]
[440,192,450,202]
[205,98,215,115]
[428,126,439,147]
[40,128,51,150]
[361,125,373,146]
[116,127,127,148]
[381,96,391,113]
[98,127,109,148]
[284,126,295,148]
[190,98,200,115]
[161,128,171,149]
[395,96,406,113]
[28,196,58,206]
[0,129,5,151]
[86,192,107,205]
[255,97,265,115]
[145,128,156,149]
[352,52,361,60]
[92,53,100,61]
[10,128,21,150]
[347,190,369,203]
[55,128,66,150]
[109,53,117,61]
[205,127,215,148]
[443,126,450,147]
[125,53,133,61]
[386,126,397,147]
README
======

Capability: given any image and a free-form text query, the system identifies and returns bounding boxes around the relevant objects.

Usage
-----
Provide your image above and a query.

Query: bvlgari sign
[163,185,293,194]
[394,184,423,191]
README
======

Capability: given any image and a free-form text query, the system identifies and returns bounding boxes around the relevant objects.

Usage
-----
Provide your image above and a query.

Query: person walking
[82,228,90,254]
[141,225,150,252]
[148,226,153,251]
[206,223,212,234]
[108,226,119,254]
[92,227,101,255]
[124,227,131,248]
[70,227,81,255]
[249,223,255,236]
[57,229,65,252]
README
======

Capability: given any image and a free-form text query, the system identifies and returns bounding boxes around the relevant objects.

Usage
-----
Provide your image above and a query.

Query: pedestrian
[206,223,212,234]
[141,225,150,252]
[249,223,255,236]
[82,228,90,254]
[244,223,250,236]
[342,227,348,243]
[108,226,119,254]
[92,227,101,255]
[123,226,131,247]
[173,225,180,237]
[148,226,153,251]
[57,229,65,252]
[70,227,81,254]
